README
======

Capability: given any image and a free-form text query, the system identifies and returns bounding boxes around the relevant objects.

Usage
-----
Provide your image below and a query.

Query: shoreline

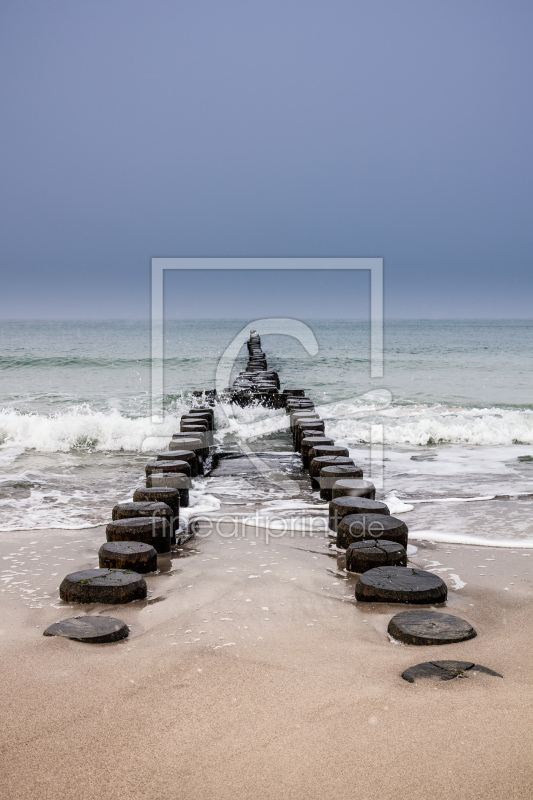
[2,508,533,799]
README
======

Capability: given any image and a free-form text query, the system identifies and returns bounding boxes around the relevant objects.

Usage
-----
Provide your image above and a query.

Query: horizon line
[2,316,533,323]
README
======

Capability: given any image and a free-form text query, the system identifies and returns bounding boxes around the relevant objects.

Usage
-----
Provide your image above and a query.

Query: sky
[0,0,532,319]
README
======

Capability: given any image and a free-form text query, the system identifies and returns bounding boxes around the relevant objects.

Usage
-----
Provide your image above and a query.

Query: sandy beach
[3,1,533,796]
[2,497,533,800]
[3,328,533,799]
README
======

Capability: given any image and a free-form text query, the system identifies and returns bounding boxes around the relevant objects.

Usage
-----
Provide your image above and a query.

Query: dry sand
[2,509,533,800]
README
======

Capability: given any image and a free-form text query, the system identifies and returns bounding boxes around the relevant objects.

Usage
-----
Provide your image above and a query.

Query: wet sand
[2,502,533,800]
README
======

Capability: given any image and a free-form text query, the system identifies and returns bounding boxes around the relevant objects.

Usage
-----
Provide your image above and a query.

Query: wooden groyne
[222,330,306,408]
[46,330,501,681]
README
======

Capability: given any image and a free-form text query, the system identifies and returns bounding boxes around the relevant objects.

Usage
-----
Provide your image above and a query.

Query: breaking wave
[0,400,533,453]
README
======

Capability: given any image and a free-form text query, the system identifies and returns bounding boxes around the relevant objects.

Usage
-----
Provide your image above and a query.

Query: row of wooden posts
[56,406,216,605]
[285,358,490,670]
[47,332,488,672]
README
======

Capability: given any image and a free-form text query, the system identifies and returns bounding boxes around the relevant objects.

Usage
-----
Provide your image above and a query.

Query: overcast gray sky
[0,1,531,318]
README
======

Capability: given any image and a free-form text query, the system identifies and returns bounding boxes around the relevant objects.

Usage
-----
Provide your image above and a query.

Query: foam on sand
[408,529,533,548]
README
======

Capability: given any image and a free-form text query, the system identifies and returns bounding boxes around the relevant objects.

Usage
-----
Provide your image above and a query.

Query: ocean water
[1,319,533,543]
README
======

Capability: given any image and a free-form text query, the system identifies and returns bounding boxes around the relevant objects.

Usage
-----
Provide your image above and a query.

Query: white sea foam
[408,529,533,548]
[0,476,222,533]
[0,485,114,531]
[216,402,287,441]
[449,573,467,590]
[1,399,533,544]
[0,446,25,466]
[214,399,533,449]
[0,406,188,452]
[1,401,533,451]
[382,492,414,514]
[410,495,496,504]
[239,515,533,548]
[323,403,533,447]
[180,490,221,522]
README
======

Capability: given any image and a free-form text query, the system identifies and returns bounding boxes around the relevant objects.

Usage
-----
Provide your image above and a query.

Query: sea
[1,318,533,546]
